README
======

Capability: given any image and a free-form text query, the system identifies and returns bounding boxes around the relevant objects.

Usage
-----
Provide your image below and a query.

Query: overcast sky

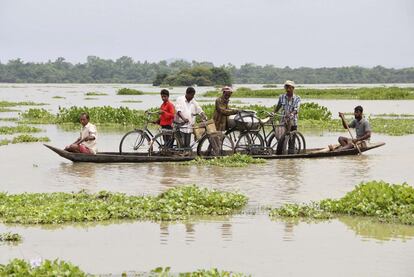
[1,0,413,68]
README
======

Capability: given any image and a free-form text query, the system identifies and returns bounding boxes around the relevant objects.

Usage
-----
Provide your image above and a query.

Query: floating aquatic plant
[269,181,414,225]
[0,185,248,224]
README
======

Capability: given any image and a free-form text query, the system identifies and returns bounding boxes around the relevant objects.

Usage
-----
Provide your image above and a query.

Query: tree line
[1,56,413,84]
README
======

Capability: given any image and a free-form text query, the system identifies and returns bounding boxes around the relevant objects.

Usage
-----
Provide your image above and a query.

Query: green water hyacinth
[0,186,248,224]
[11,134,50,144]
[85,92,108,96]
[0,125,42,135]
[0,259,87,276]
[0,232,22,242]
[181,154,266,167]
[269,181,414,225]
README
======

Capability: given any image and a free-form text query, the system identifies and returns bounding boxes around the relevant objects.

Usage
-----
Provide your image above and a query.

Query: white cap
[222,86,233,92]
[284,80,296,88]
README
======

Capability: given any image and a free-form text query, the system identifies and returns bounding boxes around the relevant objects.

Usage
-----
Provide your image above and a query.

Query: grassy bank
[203,87,414,100]
[0,125,41,135]
[269,181,414,225]
[0,135,51,146]
[0,186,247,224]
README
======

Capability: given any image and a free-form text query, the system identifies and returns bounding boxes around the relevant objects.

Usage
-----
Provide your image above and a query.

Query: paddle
[339,113,362,155]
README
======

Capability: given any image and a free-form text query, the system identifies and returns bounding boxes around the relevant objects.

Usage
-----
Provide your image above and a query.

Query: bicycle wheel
[235,131,265,154]
[266,133,280,154]
[293,131,306,153]
[149,131,182,156]
[281,131,304,155]
[119,130,151,154]
[197,133,235,157]
[225,129,242,146]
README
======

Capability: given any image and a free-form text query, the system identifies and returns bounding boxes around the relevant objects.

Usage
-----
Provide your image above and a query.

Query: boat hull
[44,142,385,163]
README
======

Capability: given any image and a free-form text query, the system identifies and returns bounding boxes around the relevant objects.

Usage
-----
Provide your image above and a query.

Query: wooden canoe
[44,142,385,163]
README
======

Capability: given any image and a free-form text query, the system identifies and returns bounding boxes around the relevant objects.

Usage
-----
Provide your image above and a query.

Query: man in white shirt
[175,87,207,147]
[65,112,97,154]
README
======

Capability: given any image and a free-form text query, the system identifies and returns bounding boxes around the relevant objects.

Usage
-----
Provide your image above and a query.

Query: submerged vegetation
[117,88,143,95]
[203,87,414,100]
[269,181,414,225]
[0,232,22,242]
[181,153,266,167]
[0,186,247,224]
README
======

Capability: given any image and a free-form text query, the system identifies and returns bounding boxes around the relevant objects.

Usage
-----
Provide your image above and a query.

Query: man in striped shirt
[274,80,301,154]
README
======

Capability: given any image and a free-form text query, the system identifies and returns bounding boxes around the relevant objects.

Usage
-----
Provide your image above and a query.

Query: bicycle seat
[260,117,271,124]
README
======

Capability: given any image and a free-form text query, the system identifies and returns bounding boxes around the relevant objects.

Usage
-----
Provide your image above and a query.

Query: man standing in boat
[213,86,238,131]
[175,87,207,148]
[338,105,371,150]
[274,80,301,154]
[65,112,97,154]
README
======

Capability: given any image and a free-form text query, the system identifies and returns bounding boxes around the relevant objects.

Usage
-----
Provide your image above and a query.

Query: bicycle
[119,110,163,154]
[274,115,306,155]
[149,116,235,157]
[226,110,306,155]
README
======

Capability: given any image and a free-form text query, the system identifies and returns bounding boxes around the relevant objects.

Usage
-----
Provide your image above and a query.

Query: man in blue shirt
[274,80,301,154]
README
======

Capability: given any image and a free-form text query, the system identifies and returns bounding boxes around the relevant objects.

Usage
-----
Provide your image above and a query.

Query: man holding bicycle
[175,87,207,147]
[274,80,301,154]
[213,86,238,131]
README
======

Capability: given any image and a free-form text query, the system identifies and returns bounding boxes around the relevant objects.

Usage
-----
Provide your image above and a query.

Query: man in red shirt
[157,89,175,147]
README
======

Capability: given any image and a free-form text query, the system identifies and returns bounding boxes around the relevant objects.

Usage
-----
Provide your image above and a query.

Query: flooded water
[1,84,414,276]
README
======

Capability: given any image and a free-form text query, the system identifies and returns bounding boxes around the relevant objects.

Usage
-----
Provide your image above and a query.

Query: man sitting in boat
[274,80,301,154]
[338,105,371,150]
[213,86,238,131]
[65,112,97,154]
[175,87,207,147]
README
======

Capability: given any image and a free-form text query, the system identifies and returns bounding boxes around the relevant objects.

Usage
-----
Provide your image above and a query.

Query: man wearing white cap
[213,86,238,131]
[274,80,301,154]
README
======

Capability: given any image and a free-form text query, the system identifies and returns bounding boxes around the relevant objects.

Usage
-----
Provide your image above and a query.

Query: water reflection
[274,159,303,201]
[339,216,414,242]
[57,162,97,179]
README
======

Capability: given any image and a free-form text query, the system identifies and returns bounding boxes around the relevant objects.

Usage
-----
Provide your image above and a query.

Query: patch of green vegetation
[202,102,331,121]
[262,84,278,88]
[19,108,57,124]
[84,97,98,100]
[0,125,42,135]
[0,185,248,224]
[151,267,249,276]
[120,100,143,103]
[0,259,87,276]
[11,134,50,144]
[153,66,231,86]
[269,181,414,225]
[0,101,47,107]
[370,118,414,136]
[0,107,19,113]
[0,117,19,122]
[181,154,266,167]
[52,96,65,99]
[203,87,414,100]
[117,88,144,95]
[373,113,414,118]
[57,106,148,125]
[0,232,22,242]
[0,139,9,146]
[85,92,108,96]
[0,259,248,277]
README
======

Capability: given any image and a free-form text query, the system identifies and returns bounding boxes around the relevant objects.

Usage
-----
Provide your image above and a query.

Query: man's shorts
[79,144,91,154]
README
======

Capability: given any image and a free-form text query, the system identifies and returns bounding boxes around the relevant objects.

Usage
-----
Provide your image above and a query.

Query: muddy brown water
[1,84,414,276]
